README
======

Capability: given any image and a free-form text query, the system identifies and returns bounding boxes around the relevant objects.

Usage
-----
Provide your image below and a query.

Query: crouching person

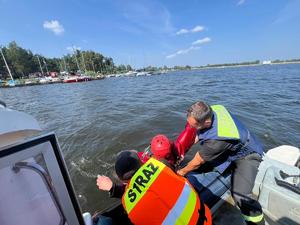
[97,150,212,225]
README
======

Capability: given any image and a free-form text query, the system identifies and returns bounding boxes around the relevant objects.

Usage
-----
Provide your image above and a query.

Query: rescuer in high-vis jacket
[97,150,212,225]
[177,101,265,225]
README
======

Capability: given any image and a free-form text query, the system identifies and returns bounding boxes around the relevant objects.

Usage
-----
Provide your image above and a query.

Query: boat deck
[213,199,246,225]
[213,197,288,225]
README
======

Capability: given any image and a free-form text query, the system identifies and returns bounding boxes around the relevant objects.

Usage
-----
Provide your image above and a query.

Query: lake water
[1,64,299,213]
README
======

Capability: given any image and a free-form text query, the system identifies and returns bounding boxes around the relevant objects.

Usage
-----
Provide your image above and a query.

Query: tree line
[0,41,133,79]
[271,59,300,63]
[202,60,260,68]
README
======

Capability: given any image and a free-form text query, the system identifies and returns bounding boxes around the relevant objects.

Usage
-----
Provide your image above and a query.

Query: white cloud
[176,25,205,35]
[191,25,204,33]
[66,46,81,52]
[192,37,211,45]
[237,0,245,6]
[43,20,64,35]
[166,46,200,59]
[167,36,211,59]
[166,53,177,59]
[176,29,189,35]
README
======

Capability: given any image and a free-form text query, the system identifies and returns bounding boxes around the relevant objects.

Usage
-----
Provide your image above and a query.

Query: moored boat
[124,71,137,77]
[63,75,91,83]
[136,71,149,76]
[39,76,52,84]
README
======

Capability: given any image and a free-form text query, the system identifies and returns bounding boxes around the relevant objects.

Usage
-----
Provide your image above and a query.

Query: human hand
[96,175,113,191]
[177,169,186,177]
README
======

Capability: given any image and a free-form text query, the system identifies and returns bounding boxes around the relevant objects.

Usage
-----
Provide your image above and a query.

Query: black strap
[197,200,208,225]
[232,130,251,152]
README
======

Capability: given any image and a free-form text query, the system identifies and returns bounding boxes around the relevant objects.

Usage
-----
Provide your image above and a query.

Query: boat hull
[63,76,92,83]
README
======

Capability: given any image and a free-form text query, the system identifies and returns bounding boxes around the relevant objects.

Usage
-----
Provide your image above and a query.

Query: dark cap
[115,150,142,181]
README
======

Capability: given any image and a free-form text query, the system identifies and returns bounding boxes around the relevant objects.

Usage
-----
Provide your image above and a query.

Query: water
[1,64,300,213]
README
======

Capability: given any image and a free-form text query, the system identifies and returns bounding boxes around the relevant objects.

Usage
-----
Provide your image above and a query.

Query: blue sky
[0,0,300,68]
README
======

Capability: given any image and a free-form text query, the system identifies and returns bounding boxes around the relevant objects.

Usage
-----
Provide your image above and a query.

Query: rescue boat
[0,101,299,225]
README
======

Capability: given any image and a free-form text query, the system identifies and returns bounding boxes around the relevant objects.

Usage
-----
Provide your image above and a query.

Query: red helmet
[151,134,172,159]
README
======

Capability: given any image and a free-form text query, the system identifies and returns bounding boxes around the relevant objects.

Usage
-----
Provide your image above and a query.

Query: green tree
[0,41,118,78]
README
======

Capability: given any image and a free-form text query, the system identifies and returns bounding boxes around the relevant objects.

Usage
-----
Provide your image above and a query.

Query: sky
[0,0,300,68]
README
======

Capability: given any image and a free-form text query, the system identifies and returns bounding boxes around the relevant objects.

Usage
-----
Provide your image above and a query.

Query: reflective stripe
[175,187,197,225]
[242,213,264,223]
[162,183,196,225]
[211,105,240,139]
[123,158,165,213]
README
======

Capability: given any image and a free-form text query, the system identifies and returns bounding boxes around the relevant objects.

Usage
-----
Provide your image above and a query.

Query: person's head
[115,150,142,182]
[187,101,213,130]
[151,134,175,165]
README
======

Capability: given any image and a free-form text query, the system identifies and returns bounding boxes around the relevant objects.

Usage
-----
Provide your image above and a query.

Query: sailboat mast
[62,56,68,72]
[91,61,96,73]
[58,59,63,73]
[72,46,81,72]
[36,55,44,75]
[81,52,87,73]
[43,58,49,75]
[0,46,14,81]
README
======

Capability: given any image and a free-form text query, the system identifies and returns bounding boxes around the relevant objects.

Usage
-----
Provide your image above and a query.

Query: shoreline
[1,61,300,88]
[0,76,105,89]
[193,61,300,70]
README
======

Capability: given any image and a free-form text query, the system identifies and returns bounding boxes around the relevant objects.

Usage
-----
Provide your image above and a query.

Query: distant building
[262,60,272,65]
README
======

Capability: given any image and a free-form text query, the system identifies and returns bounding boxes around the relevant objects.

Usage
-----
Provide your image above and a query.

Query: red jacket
[174,122,197,158]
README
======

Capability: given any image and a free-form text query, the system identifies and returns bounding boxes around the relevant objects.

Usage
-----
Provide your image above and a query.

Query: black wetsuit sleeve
[109,182,126,198]
[198,139,235,162]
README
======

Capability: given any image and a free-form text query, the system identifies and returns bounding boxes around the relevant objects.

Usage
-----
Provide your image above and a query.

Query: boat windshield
[0,133,85,225]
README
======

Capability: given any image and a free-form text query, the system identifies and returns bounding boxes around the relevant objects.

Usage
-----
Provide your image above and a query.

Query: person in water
[97,150,212,225]
[139,124,197,169]
[97,125,197,197]
[177,101,265,225]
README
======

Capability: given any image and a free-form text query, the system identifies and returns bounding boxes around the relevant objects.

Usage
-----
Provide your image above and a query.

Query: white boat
[262,60,272,65]
[0,47,15,86]
[63,75,91,83]
[51,77,61,83]
[0,101,299,225]
[136,72,149,76]
[39,76,52,84]
[0,102,89,225]
[124,71,137,77]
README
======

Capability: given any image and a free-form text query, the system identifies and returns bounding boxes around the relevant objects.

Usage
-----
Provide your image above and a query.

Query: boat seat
[266,145,300,167]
